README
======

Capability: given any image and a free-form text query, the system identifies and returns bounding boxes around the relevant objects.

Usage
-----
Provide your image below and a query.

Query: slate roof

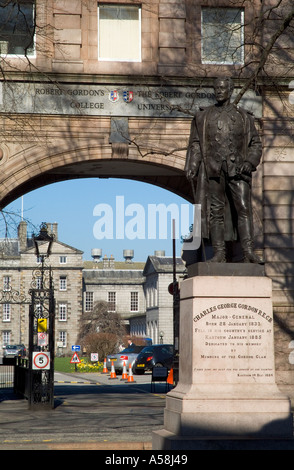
[0,239,21,257]
[143,256,185,276]
[83,269,145,285]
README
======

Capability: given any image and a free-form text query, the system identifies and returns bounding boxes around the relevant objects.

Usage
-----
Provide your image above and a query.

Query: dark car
[133,344,174,374]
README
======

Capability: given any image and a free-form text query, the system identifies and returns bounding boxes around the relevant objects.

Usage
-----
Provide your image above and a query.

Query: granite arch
[0,115,193,208]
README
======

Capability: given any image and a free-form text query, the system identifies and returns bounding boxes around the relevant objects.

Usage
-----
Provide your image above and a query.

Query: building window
[0,0,35,56]
[3,276,11,291]
[2,331,10,345]
[107,291,116,312]
[130,292,139,312]
[201,7,244,65]
[59,276,67,291]
[146,280,158,308]
[59,331,67,347]
[3,304,11,322]
[85,291,94,312]
[59,256,67,264]
[98,4,141,62]
[58,304,67,321]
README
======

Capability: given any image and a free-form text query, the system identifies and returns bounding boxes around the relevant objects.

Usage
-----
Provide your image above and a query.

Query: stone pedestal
[152,264,293,450]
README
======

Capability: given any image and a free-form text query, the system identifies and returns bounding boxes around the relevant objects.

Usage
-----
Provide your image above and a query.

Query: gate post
[28,224,55,410]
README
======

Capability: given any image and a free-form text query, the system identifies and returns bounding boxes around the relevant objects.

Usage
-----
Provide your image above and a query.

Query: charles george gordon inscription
[193,300,274,383]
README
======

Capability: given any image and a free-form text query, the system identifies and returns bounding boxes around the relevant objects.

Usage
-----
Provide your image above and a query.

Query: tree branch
[234,7,294,104]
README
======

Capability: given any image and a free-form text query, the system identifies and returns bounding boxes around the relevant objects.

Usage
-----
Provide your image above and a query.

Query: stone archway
[0,114,193,208]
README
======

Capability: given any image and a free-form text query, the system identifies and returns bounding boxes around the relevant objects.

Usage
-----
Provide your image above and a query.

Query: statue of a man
[185,77,262,263]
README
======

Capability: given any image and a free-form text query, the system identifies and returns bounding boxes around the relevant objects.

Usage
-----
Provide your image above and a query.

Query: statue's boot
[209,224,226,263]
[243,252,263,264]
[239,222,264,264]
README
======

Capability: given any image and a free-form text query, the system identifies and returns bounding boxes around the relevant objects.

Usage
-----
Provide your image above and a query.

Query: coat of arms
[123,91,134,103]
[109,90,119,102]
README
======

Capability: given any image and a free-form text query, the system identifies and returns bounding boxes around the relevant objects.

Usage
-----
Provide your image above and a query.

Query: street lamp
[28,223,55,409]
[33,222,54,259]
[32,222,54,290]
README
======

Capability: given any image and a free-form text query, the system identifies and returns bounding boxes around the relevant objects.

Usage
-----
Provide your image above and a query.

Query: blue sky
[3,178,193,263]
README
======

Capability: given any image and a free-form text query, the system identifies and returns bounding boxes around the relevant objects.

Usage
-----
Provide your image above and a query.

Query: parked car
[106,345,145,374]
[3,344,26,362]
[133,344,174,374]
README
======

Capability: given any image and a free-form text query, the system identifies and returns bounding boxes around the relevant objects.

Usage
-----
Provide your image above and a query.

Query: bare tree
[77,301,127,359]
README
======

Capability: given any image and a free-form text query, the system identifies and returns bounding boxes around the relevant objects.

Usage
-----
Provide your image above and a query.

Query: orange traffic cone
[121,361,128,380]
[127,364,136,383]
[109,361,118,379]
[167,368,173,386]
[102,358,108,374]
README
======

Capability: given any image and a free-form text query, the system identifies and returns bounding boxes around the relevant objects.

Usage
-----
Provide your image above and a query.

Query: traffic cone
[109,361,117,379]
[121,361,128,380]
[127,364,136,383]
[167,368,173,386]
[102,358,108,374]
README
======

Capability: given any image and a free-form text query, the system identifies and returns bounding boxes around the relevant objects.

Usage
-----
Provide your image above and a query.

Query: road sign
[70,352,81,364]
[38,332,48,346]
[72,345,81,351]
[91,353,98,362]
[37,318,47,333]
[32,352,50,370]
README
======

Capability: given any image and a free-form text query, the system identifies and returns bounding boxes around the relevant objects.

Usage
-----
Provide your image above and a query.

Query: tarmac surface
[1,370,294,452]
[0,370,168,451]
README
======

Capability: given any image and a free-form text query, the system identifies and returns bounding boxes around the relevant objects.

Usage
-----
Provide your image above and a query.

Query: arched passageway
[0,115,193,209]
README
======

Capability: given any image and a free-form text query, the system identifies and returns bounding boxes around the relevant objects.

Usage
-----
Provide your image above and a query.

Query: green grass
[54,356,104,373]
[54,356,77,373]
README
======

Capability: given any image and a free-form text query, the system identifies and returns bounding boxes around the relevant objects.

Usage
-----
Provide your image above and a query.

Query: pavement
[0,371,168,451]
[1,371,294,451]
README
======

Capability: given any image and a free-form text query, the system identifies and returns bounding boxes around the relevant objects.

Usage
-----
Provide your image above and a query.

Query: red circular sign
[33,352,50,369]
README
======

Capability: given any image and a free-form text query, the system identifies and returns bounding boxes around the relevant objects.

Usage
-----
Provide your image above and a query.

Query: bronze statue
[185,77,262,263]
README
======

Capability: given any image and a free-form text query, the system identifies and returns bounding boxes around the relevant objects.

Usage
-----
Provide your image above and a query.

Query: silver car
[3,344,26,361]
[106,346,144,374]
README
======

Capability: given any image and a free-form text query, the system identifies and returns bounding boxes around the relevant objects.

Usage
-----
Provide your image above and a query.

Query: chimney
[18,221,27,252]
[52,222,58,240]
[103,254,109,269]
[154,250,165,257]
[109,254,115,269]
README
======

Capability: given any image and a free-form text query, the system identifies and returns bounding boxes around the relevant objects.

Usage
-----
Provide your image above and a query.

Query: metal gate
[0,364,14,389]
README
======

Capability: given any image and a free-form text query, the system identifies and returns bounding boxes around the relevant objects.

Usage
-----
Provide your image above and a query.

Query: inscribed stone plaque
[0,82,262,118]
[192,298,274,384]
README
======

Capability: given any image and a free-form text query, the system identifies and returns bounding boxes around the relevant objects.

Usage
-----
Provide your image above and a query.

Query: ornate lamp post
[28,223,55,409]
[169,220,180,386]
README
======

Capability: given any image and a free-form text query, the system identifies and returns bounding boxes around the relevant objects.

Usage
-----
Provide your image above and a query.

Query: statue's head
[213,77,234,103]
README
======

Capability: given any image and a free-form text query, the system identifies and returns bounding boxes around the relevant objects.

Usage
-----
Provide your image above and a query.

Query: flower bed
[76,358,104,373]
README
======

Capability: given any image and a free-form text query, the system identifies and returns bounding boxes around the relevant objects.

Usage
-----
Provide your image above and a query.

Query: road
[2,369,294,452]
[0,370,169,450]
